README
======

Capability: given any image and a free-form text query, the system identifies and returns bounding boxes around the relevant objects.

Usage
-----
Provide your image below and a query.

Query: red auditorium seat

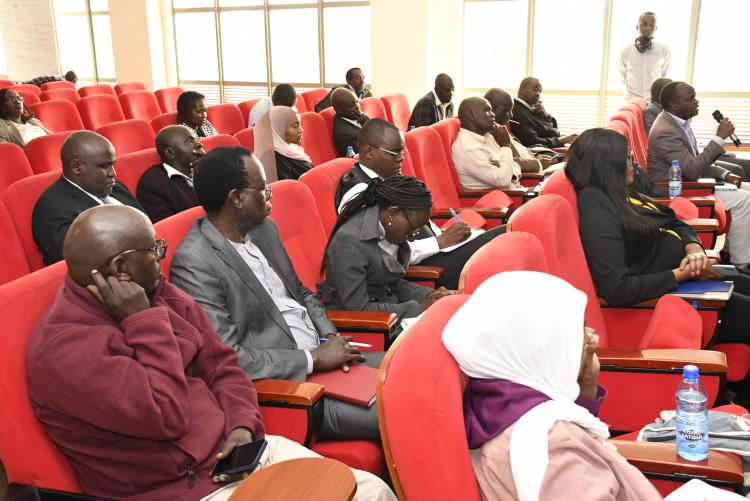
[319,107,336,142]
[114,82,147,95]
[39,88,80,103]
[150,111,178,133]
[359,97,386,120]
[0,204,31,285]
[295,94,307,113]
[40,81,76,91]
[154,86,184,113]
[24,132,73,174]
[2,171,60,271]
[118,90,162,121]
[237,99,260,126]
[76,94,125,130]
[234,127,255,151]
[301,88,329,111]
[97,119,155,156]
[17,90,41,105]
[0,143,34,197]
[299,157,355,234]
[299,112,337,166]
[29,101,84,133]
[206,103,245,135]
[200,134,240,152]
[0,79,15,89]
[381,93,410,132]
[78,84,116,98]
[9,84,41,96]
[116,148,160,195]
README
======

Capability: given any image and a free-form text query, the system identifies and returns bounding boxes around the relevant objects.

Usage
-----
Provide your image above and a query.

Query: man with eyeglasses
[335,118,506,290]
[28,204,393,501]
[32,130,143,265]
[170,146,388,443]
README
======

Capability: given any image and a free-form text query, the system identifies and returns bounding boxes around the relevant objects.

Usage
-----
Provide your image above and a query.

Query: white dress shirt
[619,41,670,100]
[163,163,194,187]
[63,176,123,206]
[451,128,522,190]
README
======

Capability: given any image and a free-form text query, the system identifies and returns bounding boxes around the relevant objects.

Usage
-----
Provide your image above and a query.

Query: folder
[672,280,734,300]
[307,364,377,407]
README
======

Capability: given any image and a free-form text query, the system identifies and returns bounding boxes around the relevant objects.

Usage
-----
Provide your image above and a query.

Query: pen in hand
[449,208,462,222]
[320,338,373,348]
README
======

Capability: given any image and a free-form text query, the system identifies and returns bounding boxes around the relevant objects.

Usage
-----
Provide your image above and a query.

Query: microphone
[713,110,741,147]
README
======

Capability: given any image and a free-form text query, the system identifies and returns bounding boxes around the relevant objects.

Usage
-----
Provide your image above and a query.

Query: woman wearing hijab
[443,271,661,500]
[319,175,455,320]
[254,106,312,182]
[0,88,51,147]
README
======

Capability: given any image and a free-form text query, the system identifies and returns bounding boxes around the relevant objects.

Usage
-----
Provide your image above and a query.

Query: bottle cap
[671,160,679,166]
[683,364,699,381]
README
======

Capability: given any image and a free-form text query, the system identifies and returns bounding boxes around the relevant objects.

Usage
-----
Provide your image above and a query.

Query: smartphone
[209,438,268,478]
[712,264,741,277]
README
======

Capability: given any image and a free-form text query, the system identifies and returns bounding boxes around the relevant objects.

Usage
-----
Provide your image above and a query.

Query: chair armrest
[326,310,398,331]
[5,483,109,500]
[520,172,543,181]
[610,441,744,485]
[254,379,325,406]
[684,218,719,231]
[654,179,716,191]
[598,348,727,373]
[406,265,444,280]
[432,207,508,220]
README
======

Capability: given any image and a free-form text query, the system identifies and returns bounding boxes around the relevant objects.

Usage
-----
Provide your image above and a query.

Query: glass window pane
[607,0,690,91]
[55,15,95,78]
[92,15,115,79]
[463,0,527,89]
[53,0,87,13]
[172,0,215,8]
[269,8,319,83]
[269,0,315,4]
[532,0,603,90]
[219,0,263,6]
[0,25,7,76]
[89,0,109,12]
[220,10,267,82]
[174,12,219,81]
[693,0,750,92]
[323,6,370,85]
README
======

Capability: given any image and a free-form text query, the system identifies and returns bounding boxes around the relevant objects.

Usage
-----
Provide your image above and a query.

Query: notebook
[307,364,377,407]
[672,280,734,300]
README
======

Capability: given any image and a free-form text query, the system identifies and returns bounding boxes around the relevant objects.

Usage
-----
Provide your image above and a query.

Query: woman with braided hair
[318,175,456,320]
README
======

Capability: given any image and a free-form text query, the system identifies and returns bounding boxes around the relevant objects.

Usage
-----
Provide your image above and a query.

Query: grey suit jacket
[170,216,336,382]
[647,112,727,182]
[643,102,662,135]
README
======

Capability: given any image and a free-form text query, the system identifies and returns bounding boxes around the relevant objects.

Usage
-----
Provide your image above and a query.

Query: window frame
[53,0,114,84]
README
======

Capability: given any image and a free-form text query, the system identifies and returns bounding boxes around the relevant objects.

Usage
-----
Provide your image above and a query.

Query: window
[53,0,115,83]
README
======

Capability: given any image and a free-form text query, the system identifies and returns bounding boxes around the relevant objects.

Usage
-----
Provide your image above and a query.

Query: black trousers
[715,274,750,344]
[418,225,507,290]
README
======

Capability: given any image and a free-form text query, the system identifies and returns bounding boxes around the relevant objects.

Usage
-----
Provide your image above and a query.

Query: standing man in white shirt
[619,12,670,101]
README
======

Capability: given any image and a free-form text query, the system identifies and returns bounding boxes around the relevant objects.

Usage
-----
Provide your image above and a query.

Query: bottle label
[669,180,682,199]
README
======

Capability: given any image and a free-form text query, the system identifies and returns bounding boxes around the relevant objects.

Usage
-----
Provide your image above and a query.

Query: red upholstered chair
[0,143,34,197]
[154,87,184,113]
[359,97,386,120]
[300,112,337,166]
[25,132,74,174]
[116,148,160,196]
[96,119,155,156]
[118,90,161,121]
[39,88,80,103]
[9,84,42,96]
[200,134,240,152]
[299,157,356,235]
[234,127,254,151]
[0,79,14,89]
[319,106,336,137]
[40,81,76,91]
[0,203,31,285]
[301,88,329,111]
[150,111,178,134]
[76,95,125,130]
[2,171,60,271]
[114,82,147,95]
[30,101,84,133]
[295,94,307,113]
[16,90,41,105]
[376,292,742,500]
[78,84,116,98]
[381,93,410,132]
[206,103,245,135]
[237,99,260,126]
[612,111,647,166]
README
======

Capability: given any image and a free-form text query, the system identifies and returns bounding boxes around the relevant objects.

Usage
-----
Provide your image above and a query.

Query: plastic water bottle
[697,141,705,154]
[345,146,356,159]
[668,160,682,199]
[675,365,708,461]
[409,125,416,131]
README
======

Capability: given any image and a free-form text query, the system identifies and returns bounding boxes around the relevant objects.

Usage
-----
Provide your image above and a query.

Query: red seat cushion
[310,440,384,476]
[154,87,184,114]
[118,91,161,121]
[97,119,156,156]
[0,143,34,196]
[29,101,84,133]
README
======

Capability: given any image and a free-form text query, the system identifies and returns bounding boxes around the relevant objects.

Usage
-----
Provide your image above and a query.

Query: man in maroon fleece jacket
[26,205,394,501]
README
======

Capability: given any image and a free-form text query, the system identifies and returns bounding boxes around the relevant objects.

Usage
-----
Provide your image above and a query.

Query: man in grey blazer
[170,145,384,440]
[648,81,750,270]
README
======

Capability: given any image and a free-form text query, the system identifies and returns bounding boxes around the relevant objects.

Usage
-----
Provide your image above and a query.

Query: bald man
[31,130,142,265]
[136,125,205,223]
[332,87,370,156]
[27,205,395,501]
[314,67,373,112]
[408,73,455,129]
[510,77,577,148]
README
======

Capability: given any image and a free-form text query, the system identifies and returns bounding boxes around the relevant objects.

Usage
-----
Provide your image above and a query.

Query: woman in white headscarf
[254,106,312,182]
[442,271,661,501]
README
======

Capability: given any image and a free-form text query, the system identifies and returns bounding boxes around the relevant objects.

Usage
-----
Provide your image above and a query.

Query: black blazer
[275,152,312,181]
[137,164,199,223]
[32,177,143,265]
[333,115,361,157]
[510,99,562,148]
[408,92,454,129]
[578,187,700,307]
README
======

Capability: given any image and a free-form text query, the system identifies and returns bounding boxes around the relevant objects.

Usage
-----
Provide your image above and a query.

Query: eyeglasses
[247,185,272,200]
[107,239,168,262]
[402,210,422,241]
[376,146,405,160]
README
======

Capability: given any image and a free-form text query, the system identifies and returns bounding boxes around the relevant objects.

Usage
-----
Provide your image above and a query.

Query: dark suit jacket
[170,217,336,382]
[510,98,562,147]
[643,101,662,135]
[314,85,373,112]
[32,177,142,265]
[136,164,199,223]
[408,92,454,129]
[333,115,362,157]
